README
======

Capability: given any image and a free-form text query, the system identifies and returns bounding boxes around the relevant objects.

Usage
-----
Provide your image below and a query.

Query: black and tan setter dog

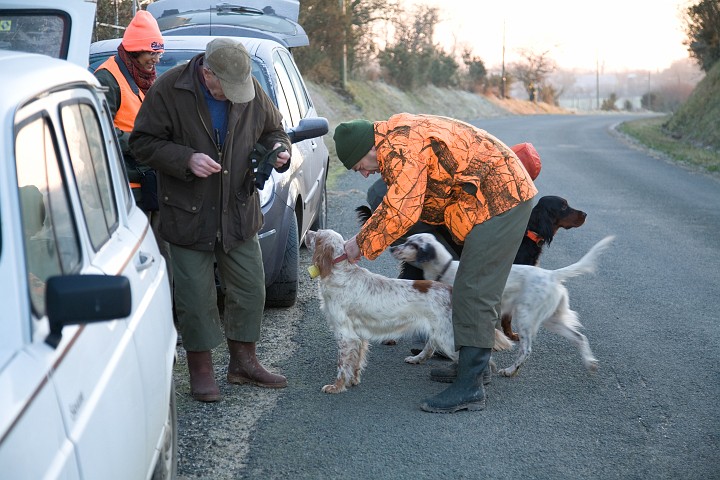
[513,195,587,266]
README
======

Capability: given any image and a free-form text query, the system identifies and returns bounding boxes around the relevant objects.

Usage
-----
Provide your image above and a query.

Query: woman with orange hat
[94,10,171,282]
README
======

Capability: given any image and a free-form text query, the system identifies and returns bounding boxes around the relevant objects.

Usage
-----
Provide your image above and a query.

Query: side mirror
[286,117,329,144]
[45,275,132,348]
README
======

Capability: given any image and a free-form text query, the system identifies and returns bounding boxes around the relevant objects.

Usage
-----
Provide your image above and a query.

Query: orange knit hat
[122,10,164,53]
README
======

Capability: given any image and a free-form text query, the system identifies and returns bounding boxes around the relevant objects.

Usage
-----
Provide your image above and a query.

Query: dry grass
[306,80,571,186]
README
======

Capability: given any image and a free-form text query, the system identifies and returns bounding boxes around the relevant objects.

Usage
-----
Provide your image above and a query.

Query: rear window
[0,9,70,59]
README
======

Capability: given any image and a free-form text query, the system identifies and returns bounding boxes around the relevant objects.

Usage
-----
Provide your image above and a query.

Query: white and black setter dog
[390,233,615,377]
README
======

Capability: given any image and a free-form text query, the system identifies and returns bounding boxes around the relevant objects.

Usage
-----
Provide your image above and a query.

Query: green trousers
[452,199,533,349]
[171,236,265,351]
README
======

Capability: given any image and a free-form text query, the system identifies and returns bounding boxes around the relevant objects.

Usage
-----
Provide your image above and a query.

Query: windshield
[0,9,70,59]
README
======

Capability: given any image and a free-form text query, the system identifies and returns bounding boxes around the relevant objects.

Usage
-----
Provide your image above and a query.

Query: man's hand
[188,152,222,178]
[343,235,362,264]
[273,142,290,169]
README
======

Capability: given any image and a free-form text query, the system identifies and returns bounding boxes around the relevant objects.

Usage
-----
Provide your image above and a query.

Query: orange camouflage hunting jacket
[357,113,538,260]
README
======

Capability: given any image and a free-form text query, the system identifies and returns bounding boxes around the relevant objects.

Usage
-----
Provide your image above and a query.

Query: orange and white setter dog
[305,229,512,394]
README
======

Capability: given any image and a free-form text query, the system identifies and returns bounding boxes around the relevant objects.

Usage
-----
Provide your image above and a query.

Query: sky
[403,0,692,73]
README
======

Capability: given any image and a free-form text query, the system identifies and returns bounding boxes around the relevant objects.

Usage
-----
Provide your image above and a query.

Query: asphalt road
[177,114,720,479]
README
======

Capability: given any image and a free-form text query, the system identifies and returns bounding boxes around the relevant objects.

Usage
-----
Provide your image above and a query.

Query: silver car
[90,5,330,308]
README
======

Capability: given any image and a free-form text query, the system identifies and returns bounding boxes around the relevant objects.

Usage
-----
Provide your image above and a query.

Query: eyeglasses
[146,51,163,59]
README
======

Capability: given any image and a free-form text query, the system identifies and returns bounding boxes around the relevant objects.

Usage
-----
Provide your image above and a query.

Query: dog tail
[355,205,373,226]
[552,235,615,283]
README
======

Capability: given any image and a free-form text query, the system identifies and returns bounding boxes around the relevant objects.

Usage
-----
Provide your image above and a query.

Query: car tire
[265,213,299,308]
[310,176,328,231]
[151,378,178,480]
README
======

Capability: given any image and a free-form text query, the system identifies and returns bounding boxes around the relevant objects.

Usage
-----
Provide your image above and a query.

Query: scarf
[117,43,156,94]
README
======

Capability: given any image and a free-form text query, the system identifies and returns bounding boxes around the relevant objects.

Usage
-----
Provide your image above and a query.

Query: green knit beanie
[333,119,375,169]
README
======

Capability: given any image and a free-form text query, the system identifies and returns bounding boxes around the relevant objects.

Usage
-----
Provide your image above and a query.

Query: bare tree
[93,0,135,41]
[510,48,557,102]
[296,0,400,85]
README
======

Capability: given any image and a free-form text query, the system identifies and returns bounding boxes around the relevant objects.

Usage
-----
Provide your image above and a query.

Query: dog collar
[333,253,348,264]
[525,230,545,246]
[436,259,452,281]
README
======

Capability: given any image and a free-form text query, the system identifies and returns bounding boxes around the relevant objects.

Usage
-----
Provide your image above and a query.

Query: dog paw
[510,333,520,342]
[321,384,346,394]
[498,367,519,377]
[586,359,599,373]
[404,355,423,364]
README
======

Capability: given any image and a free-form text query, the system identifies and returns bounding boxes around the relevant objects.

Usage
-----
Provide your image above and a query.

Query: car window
[16,114,82,315]
[0,9,70,59]
[90,50,272,96]
[273,49,301,127]
[276,49,310,118]
[60,101,118,251]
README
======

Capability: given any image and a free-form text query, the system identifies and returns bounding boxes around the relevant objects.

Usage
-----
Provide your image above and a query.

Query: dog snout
[577,210,587,224]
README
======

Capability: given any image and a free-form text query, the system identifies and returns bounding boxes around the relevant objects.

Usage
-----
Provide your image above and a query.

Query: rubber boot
[186,351,221,402]
[420,347,491,413]
[227,340,287,388]
[430,360,492,385]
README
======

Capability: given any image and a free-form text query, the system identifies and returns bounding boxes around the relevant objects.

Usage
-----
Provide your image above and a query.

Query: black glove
[248,143,287,190]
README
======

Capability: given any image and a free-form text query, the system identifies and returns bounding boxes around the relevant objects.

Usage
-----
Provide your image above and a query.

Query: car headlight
[257,174,275,207]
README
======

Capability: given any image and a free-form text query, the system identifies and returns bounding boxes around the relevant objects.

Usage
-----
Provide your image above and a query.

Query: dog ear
[533,205,556,245]
[312,235,335,278]
[416,242,436,264]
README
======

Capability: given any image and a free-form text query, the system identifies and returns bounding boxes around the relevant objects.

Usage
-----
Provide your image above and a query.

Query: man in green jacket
[130,38,290,402]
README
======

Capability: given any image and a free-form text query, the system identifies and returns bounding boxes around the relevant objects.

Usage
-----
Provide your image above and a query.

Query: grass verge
[618,116,720,177]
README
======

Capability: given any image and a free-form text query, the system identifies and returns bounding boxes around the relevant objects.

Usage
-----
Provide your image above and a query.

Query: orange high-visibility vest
[95,56,144,133]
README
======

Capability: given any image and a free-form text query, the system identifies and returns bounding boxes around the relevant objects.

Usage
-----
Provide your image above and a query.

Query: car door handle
[310,140,317,150]
[135,250,155,272]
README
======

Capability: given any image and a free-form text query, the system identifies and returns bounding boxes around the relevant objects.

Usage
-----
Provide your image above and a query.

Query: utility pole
[339,0,347,89]
[501,20,506,99]
[596,56,600,110]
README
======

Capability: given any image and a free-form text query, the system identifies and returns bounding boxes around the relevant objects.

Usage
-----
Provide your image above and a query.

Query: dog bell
[307,264,320,278]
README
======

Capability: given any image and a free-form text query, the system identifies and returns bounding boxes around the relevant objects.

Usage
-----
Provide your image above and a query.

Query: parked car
[0,1,177,478]
[90,4,330,308]
[147,0,309,48]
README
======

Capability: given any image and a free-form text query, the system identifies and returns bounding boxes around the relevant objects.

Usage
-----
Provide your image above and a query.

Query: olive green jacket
[130,53,290,252]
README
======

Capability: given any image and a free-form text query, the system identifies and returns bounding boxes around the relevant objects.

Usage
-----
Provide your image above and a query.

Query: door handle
[136,250,155,272]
